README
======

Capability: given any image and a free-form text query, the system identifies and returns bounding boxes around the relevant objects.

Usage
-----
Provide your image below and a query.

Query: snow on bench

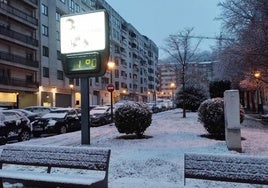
[0,145,111,188]
[184,153,268,185]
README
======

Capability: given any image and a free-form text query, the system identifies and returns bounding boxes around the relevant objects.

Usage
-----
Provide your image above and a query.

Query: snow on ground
[1,109,268,188]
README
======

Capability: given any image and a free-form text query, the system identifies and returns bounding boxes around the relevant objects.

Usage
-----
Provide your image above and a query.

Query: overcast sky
[105,0,222,59]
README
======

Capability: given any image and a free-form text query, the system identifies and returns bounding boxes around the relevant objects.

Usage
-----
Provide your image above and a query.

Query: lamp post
[107,61,115,123]
[69,84,74,107]
[170,82,175,108]
[254,71,263,114]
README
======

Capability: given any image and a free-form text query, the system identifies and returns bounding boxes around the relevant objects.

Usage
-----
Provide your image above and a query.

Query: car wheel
[59,125,67,134]
[19,130,31,141]
[32,132,41,137]
[0,137,7,145]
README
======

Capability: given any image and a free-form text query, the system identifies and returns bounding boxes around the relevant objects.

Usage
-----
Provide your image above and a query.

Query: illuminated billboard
[60,10,109,78]
[60,11,106,54]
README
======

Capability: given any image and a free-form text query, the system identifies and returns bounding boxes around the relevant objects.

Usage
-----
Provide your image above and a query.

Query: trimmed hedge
[197,97,245,139]
[114,102,152,137]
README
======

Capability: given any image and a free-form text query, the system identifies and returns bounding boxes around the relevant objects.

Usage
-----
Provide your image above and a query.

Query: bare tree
[162,28,201,118]
[217,0,268,112]
[218,0,268,80]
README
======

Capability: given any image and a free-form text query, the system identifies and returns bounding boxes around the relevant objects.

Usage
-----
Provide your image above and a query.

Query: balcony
[0,76,39,89]
[0,25,38,47]
[0,2,38,26]
[23,0,38,7]
[0,51,39,68]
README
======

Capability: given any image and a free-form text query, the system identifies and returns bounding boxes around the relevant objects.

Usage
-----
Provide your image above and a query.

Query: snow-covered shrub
[114,102,152,137]
[175,81,209,112]
[197,97,245,138]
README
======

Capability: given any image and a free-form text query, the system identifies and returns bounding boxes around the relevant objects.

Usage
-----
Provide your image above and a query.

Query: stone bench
[0,145,111,188]
[184,153,268,185]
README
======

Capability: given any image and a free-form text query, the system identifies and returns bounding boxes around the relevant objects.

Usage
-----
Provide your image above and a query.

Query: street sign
[107,84,114,92]
[60,10,109,78]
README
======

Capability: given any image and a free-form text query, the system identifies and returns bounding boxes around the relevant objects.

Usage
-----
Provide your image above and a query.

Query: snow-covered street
[1,109,268,188]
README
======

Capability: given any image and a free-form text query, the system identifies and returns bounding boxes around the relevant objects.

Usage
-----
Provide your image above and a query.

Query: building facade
[96,0,159,104]
[157,60,216,99]
[0,0,158,108]
[38,0,158,107]
[0,0,39,109]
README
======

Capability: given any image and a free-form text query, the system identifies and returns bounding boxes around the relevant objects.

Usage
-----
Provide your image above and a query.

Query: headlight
[47,119,57,126]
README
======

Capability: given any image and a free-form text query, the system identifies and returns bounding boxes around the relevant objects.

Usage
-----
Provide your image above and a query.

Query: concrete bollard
[224,90,242,152]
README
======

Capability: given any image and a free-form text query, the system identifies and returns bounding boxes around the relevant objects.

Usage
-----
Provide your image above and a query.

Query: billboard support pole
[81,78,90,144]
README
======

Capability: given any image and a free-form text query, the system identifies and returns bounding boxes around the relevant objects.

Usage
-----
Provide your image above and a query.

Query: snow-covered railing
[184,153,268,185]
[0,145,111,188]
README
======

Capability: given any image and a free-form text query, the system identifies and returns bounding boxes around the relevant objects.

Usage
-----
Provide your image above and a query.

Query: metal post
[81,78,90,145]
[172,88,175,108]
[110,71,113,123]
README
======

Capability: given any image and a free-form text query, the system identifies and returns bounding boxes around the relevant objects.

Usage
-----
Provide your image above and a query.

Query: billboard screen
[60,11,106,54]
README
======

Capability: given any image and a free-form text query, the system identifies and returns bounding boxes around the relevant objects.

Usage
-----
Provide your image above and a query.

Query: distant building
[157,60,217,99]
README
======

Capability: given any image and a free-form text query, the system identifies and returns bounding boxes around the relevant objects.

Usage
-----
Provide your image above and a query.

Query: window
[115,69,119,78]
[26,75,33,82]
[115,82,119,90]
[43,67,49,78]
[42,46,49,57]
[26,52,33,60]
[42,25,48,36]
[57,70,63,80]
[57,50,61,60]
[0,0,7,4]
[75,79,80,86]
[41,4,48,16]
[69,0,75,12]
[56,31,60,41]
[56,11,61,21]
[75,3,80,12]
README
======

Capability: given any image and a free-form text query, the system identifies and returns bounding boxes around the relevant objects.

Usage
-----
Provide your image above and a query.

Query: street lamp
[170,82,175,108]
[254,71,263,114]
[107,61,115,123]
[69,84,74,107]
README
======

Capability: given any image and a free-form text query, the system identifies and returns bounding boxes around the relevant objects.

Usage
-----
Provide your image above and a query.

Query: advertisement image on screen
[60,11,106,54]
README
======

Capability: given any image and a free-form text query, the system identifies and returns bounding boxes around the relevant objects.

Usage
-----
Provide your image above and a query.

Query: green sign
[66,53,99,72]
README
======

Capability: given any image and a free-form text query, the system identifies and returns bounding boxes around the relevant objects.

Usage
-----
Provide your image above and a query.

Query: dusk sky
[105,0,222,59]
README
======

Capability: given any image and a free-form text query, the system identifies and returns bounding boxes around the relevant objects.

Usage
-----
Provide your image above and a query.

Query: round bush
[114,102,152,137]
[197,98,245,138]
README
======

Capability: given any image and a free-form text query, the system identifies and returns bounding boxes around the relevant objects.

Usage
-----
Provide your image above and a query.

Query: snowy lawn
[1,109,268,188]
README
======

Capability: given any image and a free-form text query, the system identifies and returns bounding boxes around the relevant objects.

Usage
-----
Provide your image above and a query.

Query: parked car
[24,106,52,117]
[0,110,31,145]
[146,102,160,113]
[31,108,81,137]
[90,106,112,126]
[11,109,40,122]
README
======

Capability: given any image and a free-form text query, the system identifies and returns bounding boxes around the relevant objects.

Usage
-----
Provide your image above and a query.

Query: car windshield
[90,107,109,114]
[42,110,68,118]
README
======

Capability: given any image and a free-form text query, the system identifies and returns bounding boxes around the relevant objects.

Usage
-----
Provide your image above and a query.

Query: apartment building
[38,0,97,108]
[0,0,158,108]
[157,60,215,99]
[0,0,39,109]
[38,0,158,107]
[95,0,159,104]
